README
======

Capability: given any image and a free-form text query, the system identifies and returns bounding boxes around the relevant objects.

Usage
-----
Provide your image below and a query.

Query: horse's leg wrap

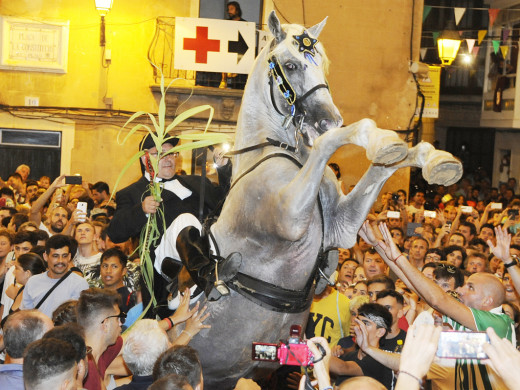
[176,227,242,301]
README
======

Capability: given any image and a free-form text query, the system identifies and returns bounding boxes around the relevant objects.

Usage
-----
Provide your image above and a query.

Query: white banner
[174,17,256,74]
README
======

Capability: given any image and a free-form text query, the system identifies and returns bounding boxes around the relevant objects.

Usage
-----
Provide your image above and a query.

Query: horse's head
[266,11,343,147]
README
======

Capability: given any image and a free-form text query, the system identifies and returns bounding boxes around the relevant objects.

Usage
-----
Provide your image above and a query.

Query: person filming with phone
[359,221,515,389]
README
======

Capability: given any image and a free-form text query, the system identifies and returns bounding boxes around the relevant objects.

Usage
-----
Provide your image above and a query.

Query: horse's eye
[285,63,297,71]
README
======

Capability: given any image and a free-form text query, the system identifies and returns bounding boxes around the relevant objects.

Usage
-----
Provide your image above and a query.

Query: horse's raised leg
[275,119,407,241]
[327,141,462,249]
[397,141,462,186]
[318,119,408,165]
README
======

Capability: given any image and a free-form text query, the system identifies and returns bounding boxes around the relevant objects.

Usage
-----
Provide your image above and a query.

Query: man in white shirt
[21,234,89,318]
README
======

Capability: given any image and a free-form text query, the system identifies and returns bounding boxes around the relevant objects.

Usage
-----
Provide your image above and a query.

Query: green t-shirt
[440,308,515,390]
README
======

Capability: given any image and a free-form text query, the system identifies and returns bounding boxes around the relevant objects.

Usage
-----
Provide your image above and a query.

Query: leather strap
[225,137,296,157]
[35,270,73,309]
[220,153,328,313]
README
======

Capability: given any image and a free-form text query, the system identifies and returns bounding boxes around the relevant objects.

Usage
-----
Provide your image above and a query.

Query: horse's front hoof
[422,150,463,185]
[370,142,408,165]
[365,128,408,165]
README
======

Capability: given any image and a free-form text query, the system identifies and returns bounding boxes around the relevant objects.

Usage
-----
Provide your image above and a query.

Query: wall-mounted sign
[174,17,255,74]
[416,65,441,119]
[0,16,69,73]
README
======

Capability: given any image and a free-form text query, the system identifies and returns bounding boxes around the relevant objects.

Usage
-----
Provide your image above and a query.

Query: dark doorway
[0,146,61,181]
[445,127,496,181]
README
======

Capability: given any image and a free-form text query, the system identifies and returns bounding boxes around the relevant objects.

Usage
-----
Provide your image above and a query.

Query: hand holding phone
[76,201,88,223]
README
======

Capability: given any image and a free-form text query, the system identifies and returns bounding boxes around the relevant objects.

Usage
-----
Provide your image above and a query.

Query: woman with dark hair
[6,252,46,313]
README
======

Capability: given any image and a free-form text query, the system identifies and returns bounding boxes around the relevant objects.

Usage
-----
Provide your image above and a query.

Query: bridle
[267,54,329,130]
[226,30,330,158]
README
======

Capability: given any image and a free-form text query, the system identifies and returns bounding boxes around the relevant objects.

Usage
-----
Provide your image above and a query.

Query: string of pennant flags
[422,6,515,61]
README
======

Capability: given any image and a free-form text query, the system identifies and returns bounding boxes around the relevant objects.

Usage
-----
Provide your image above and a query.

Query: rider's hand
[142,195,161,214]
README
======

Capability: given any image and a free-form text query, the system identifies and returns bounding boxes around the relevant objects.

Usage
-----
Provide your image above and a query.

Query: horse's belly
[191,293,309,389]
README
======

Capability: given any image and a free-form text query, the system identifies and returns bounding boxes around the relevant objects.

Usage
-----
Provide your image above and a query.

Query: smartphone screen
[424,210,437,218]
[65,175,82,185]
[436,331,489,359]
[252,343,279,362]
[461,206,473,214]
[387,211,400,219]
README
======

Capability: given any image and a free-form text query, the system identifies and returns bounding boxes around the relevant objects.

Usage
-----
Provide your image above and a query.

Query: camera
[252,325,323,366]
[508,209,519,219]
[392,193,400,203]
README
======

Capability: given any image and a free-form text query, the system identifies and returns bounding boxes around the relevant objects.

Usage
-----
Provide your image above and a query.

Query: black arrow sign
[228,31,249,63]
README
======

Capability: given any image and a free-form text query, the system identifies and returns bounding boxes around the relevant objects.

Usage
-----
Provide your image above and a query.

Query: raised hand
[170,288,199,324]
[482,327,520,390]
[184,305,211,338]
[378,222,403,262]
[488,226,511,262]
[397,324,441,381]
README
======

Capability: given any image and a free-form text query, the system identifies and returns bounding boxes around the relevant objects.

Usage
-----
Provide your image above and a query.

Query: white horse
[188,11,462,389]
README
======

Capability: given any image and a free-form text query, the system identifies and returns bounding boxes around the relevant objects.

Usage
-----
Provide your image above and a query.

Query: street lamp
[437,20,462,66]
[95,0,113,46]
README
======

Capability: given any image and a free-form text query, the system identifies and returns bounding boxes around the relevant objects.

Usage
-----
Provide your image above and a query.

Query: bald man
[359,222,515,390]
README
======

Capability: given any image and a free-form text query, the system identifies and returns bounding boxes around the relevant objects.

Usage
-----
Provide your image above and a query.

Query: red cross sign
[174,17,256,74]
[183,26,220,64]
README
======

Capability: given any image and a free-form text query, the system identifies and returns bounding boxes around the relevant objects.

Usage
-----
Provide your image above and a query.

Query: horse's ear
[308,16,328,38]
[268,11,286,43]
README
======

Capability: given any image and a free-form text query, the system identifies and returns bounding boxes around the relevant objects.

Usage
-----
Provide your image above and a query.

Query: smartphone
[424,210,437,218]
[490,202,503,210]
[436,331,489,359]
[508,209,519,218]
[65,175,82,185]
[387,211,401,219]
[76,201,88,223]
[461,206,473,214]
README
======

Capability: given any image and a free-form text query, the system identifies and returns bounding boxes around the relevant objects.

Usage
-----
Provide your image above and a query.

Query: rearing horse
[188,11,462,389]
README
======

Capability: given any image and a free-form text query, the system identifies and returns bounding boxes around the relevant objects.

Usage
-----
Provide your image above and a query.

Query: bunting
[420,48,427,60]
[423,6,432,22]
[472,46,480,56]
[454,8,466,25]
[502,28,511,42]
[492,40,500,54]
[478,30,487,45]
[500,45,509,59]
[466,39,476,54]
[489,9,500,29]
[432,31,440,45]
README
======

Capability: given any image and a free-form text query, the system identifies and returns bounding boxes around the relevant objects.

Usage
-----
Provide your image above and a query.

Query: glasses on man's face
[101,312,127,324]
[425,255,441,261]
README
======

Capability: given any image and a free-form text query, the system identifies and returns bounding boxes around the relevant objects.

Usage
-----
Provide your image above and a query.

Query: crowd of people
[2,151,520,390]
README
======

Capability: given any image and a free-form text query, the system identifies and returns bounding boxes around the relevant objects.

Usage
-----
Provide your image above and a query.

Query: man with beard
[21,234,88,318]
[42,207,69,236]
[29,175,71,236]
